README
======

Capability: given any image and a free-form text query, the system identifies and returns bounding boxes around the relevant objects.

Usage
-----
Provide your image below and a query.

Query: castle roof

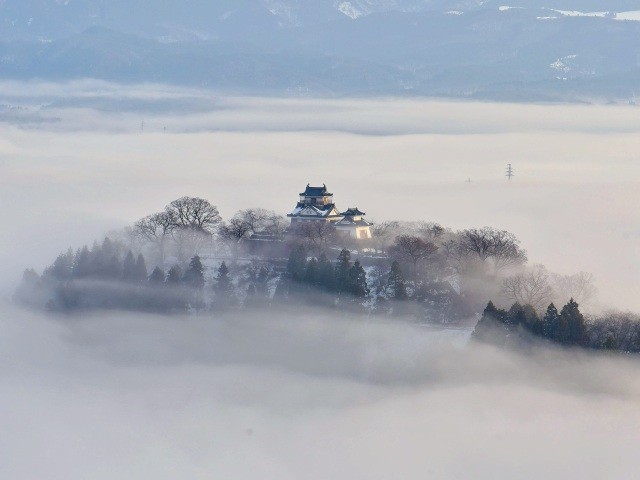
[288,203,341,218]
[336,217,372,227]
[300,184,332,197]
[341,207,366,216]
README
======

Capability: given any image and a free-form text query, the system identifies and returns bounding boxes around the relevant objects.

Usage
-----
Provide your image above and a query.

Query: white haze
[1,83,639,310]
[2,82,640,478]
[2,303,640,479]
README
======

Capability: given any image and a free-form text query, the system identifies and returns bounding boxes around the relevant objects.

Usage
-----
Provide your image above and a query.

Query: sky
[1,86,639,310]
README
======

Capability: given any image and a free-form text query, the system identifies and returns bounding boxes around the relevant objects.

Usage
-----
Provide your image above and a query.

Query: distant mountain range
[1,0,640,101]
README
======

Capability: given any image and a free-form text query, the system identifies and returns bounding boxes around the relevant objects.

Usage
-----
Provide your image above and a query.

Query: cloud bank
[1,85,638,310]
[1,303,639,479]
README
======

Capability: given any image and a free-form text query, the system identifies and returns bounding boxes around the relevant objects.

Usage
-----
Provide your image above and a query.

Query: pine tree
[165,264,187,312]
[560,298,588,346]
[473,300,508,342]
[304,258,319,288]
[183,255,205,290]
[349,260,369,298]
[45,248,74,280]
[133,254,148,283]
[166,265,183,285]
[213,261,235,310]
[286,246,307,282]
[522,304,543,335]
[183,255,205,311]
[335,249,352,295]
[122,251,136,282]
[317,253,335,292]
[507,303,525,327]
[73,246,91,278]
[148,266,166,285]
[386,260,408,301]
[542,303,560,340]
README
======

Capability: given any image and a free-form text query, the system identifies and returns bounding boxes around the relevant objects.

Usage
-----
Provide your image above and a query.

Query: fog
[2,85,640,477]
[1,83,639,310]
[2,303,640,479]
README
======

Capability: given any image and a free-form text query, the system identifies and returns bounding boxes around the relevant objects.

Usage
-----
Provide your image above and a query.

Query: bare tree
[458,227,527,273]
[370,221,402,253]
[552,271,597,307]
[388,235,438,283]
[415,221,445,241]
[166,196,222,234]
[502,264,554,312]
[298,221,337,253]
[218,217,253,257]
[133,211,175,263]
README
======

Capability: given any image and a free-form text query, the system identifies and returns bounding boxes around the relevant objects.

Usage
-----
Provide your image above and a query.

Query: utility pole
[506,163,514,181]
[141,120,145,133]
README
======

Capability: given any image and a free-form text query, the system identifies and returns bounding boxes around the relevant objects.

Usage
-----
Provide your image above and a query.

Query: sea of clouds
[2,303,640,479]
[1,81,640,479]
[1,81,639,310]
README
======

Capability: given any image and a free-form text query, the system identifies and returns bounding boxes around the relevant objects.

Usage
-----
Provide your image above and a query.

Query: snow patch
[615,11,640,21]
[336,2,365,19]
[551,9,609,18]
[550,54,577,73]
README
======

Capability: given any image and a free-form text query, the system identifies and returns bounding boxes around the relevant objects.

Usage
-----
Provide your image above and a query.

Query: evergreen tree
[317,253,335,292]
[304,258,319,288]
[73,246,91,278]
[542,303,560,340]
[507,303,526,327]
[522,304,543,335]
[560,298,588,346]
[285,245,307,282]
[183,255,205,290]
[133,254,148,283]
[213,261,235,310]
[148,267,166,285]
[122,251,137,282]
[183,255,205,311]
[473,300,508,342]
[166,265,183,285]
[348,260,369,298]
[386,261,408,301]
[45,248,74,280]
[335,249,352,295]
[165,264,187,312]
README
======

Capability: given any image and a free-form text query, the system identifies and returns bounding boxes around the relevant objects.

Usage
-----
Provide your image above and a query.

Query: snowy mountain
[1,0,640,100]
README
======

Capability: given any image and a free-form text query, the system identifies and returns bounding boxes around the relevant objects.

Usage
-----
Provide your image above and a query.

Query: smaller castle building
[335,207,373,239]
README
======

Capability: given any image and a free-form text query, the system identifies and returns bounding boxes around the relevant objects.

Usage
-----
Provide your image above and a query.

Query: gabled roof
[336,217,372,227]
[341,207,366,216]
[288,204,342,218]
[300,184,332,197]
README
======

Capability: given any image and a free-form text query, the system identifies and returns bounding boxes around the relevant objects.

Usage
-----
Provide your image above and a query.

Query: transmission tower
[506,163,514,181]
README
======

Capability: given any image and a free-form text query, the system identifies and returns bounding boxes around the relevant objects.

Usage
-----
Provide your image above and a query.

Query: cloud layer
[1,87,638,310]
[1,304,639,479]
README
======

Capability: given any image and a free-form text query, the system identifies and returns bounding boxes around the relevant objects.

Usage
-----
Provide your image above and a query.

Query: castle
[287,184,373,240]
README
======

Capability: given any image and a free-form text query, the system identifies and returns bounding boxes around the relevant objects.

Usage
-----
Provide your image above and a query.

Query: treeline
[474,300,640,353]
[14,238,210,313]
[15,195,603,326]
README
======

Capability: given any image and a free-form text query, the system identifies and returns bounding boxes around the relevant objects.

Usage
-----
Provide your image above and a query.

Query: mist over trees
[15,193,627,353]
